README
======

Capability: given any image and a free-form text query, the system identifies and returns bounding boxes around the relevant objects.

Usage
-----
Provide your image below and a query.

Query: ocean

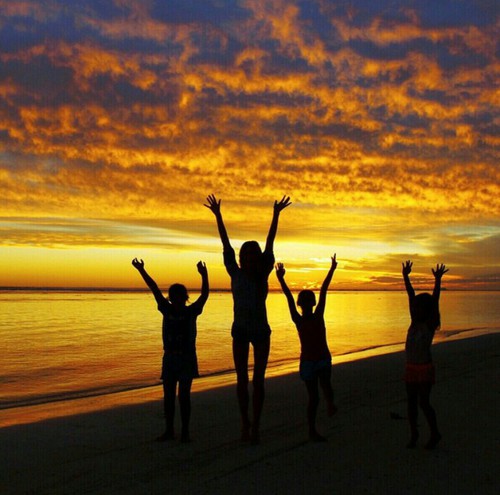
[1,290,499,412]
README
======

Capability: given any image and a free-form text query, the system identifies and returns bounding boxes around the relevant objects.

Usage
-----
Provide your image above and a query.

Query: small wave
[0,382,161,411]
[438,326,494,338]
[333,341,405,357]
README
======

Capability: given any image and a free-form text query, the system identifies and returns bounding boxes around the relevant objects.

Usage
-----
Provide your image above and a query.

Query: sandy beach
[1,333,498,495]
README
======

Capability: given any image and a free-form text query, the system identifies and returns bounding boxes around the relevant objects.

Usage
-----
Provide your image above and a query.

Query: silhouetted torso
[223,247,274,340]
[295,314,331,362]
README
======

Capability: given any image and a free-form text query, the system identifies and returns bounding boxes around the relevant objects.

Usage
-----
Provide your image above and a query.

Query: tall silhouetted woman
[205,194,291,444]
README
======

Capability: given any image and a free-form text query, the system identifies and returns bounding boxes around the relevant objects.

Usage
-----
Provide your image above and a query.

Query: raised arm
[275,263,301,324]
[195,261,209,307]
[204,194,231,251]
[402,260,415,303]
[265,196,292,253]
[316,254,337,316]
[431,263,448,301]
[131,258,164,305]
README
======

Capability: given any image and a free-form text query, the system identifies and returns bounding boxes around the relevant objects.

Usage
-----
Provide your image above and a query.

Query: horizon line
[0,286,495,293]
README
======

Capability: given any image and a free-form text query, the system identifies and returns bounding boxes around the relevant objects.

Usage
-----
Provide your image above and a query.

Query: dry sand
[1,333,498,494]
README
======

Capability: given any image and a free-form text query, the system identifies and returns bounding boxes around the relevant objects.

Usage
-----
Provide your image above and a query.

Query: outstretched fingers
[204,194,221,213]
[274,195,292,213]
[402,260,413,275]
[432,263,449,278]
[275,262,285,277]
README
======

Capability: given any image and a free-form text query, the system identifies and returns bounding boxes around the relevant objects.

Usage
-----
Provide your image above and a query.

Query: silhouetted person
[276,256,338,441]
[402,260,448,449]
[205,194,291,444]
[132,258,209,442]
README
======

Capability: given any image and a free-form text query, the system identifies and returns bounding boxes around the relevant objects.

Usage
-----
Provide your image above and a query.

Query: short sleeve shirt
[158,299,204,354]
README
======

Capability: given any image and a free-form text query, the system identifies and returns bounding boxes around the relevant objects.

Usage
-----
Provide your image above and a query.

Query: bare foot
[181,430,191,443]
[406,430,418,448]
[241,421,251,442]
[250,426,260,445]
[309,431,327,442]
[327,402,338,417]
[156,430,175,442]
[406,437,418,449]
[425,432,441,450]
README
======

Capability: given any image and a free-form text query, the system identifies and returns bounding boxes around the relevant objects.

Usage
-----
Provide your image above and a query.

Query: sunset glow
[0,0,498,290]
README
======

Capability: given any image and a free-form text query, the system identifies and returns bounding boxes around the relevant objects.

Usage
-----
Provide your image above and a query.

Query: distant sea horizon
[0,286,492,292]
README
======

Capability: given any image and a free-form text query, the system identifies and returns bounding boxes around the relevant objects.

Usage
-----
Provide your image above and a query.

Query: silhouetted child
[402,260,448,449]
[205,194,291,444]
[132,258,209,442]
[276,256,338,442]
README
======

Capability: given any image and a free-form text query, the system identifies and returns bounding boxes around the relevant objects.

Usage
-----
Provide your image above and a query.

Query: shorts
[300,358,332,382]
[404,362,435,384]
[161,352,199,382]
[231,324,271,344]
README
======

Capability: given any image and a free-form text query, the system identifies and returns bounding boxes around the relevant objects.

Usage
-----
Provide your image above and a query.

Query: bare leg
[159,377,177,441]
[250,337,270,444]
[419,383,441,449]
[305,378,326,441]
[406,383,419,448]
[178,378,193,443]
[233,339,251,441]
[318,367,337,416]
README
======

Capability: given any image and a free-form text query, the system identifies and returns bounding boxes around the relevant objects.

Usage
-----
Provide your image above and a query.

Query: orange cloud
[0,0,497,288]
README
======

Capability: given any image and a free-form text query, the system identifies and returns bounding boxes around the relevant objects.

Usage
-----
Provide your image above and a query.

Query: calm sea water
[0,290,498,410]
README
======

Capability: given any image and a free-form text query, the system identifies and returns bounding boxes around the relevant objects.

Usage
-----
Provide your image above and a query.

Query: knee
[178,389,190,402]
[237,373,249,387]
[309,394,319,408]
[253,378,265,393]
[164,387,177,401]
[419,398,432,411]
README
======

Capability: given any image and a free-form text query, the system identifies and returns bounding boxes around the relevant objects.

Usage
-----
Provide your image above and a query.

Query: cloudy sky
[0,0,498,290]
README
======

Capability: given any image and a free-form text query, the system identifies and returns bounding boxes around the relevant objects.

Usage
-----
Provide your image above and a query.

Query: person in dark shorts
[205,194,291,444]
[132,258,209,442]
[402,260,448,449]
[276,256,338,441]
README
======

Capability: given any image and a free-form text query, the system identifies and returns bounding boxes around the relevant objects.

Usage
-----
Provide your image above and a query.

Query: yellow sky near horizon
[0,0,498,290]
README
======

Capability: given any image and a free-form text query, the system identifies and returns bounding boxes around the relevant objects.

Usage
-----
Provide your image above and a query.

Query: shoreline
[1,327,497,428]
[1,333,498,494]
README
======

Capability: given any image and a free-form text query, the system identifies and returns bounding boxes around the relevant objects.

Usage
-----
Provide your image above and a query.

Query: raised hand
[197,260,208,275]
[132,258,144,270]
[402,260,413,276]
[275,262,286,279]
[273,195,292,214]
[331,254,338,271]
[432,264,449,279]
[204,194,221,215]
[266,196,291,252]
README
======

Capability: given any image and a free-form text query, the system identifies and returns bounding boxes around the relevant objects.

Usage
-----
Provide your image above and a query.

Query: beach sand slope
[1,333,498,494]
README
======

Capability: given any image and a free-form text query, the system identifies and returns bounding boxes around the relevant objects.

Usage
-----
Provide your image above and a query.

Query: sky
[0,0,498,291]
